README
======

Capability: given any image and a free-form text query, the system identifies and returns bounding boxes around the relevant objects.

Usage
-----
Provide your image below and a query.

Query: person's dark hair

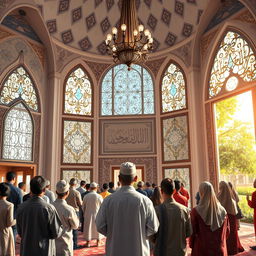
[109,182,114,188]
[56,191,69,198]
[30,176,46,195]
[161,178,174,195]
[103,183,108,190]
[181,182,185,187]
[119,174,134,186]
[152,183,156,188]
[6,172,16,182]
[69,178,77,186]
[137,181,144,188]
[0,183,10,197]
[228,182,233,189]
[18,182,25,189]
[85,183,90,190]
[145,182,151,187]
[174,180,181,191]
[80,180,86,187]
[151,186,162,206]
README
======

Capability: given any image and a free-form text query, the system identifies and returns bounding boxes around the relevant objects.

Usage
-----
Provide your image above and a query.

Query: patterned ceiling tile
[58,0,70,13]
[72,7,82,23]
[147,14,158,31]
[182,23,193,37]
[61,30,73,44]
[197,9,203,24]
[106,0,114,11]
[79,36,92,51]
[161,8,171,26]
[144,0,151,8]
[95,0,103,7]
[101,17,111,34]
[86,13,96,30]
[152,38,160,52]
[46,19,57,34]
[97,41,108,55]
[165,32,177,46]
[175,0,184,16]
[187,0,196,3]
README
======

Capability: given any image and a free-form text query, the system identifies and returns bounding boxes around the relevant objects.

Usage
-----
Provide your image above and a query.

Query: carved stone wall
[145,57,166,78]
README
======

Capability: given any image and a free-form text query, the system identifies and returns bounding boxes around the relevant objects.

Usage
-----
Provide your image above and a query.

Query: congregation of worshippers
[0,162,256,256]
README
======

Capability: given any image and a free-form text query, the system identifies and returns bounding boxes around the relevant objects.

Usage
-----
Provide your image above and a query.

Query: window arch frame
[0,65,41,113]
[62,64,94,117]
[1,100,35,162]
[100,64,156,117]
[160,60,188,115]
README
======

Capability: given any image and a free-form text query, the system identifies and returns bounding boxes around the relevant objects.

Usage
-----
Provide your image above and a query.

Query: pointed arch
[161,61,187,113]
[64,65,92,116]
[208,30,256,98]
[2,101,33,161]
[0,65,39,112]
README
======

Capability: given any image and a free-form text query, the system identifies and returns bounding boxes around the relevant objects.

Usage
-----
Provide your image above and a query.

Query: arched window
[161,63,186,113]
[2,102,33,161]
[64,67,92,116]
[209,31,256,98]
[101,64,154,116]
[0,66,38,111]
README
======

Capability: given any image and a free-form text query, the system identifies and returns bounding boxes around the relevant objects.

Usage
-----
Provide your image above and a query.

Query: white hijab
[196,181,227,231]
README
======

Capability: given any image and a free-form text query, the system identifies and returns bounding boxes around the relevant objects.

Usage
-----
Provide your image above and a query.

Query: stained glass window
[101,64,154,115]
[64,67,92,115]
[0,66,38,111]
[209,31,256,98]
[161,63,186,113]
[2,103,33,161]
[63,120,91,164]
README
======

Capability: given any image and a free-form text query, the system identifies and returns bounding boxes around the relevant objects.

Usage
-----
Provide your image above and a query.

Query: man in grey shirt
[96,162,159,256]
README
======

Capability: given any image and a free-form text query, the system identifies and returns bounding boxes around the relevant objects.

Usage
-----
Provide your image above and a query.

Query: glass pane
[162,63,186,113]
[209,31,256,98]
[2,103,33,161]
[0,66,38,111]
[63,120,91,164]
[64,67,92,115]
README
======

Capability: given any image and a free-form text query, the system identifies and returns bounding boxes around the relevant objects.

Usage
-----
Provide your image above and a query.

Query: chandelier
[105,0,153,70]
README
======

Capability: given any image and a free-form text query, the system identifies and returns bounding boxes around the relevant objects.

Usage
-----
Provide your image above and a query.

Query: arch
[0,65,40,112]
[2,101,34,161]
[63,65,93,116]
[160,61,187,113]
[100,64,155,116]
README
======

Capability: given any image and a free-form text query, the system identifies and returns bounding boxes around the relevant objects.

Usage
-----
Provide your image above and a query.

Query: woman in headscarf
[217,181,244,255]
[190,181,229,256]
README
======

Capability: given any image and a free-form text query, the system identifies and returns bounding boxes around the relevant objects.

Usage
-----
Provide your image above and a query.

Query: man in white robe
[82,182,103,247]
[96,162,159,256]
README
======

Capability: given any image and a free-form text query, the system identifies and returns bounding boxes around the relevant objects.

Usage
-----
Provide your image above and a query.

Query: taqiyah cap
[45,180,50,186]
[90,182,98,188]
[56,180,69,193]
[120,162,137,176]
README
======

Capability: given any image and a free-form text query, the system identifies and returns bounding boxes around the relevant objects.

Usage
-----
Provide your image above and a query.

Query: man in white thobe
[82,182,103,247]
[96,162,159,256]
[53,180,79,256]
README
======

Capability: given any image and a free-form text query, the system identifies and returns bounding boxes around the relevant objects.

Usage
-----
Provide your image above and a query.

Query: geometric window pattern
[162,63,186,113]
[62,169,91,185]
[162,115,189,161]
[0,66,38,111]
[164,167,191,207]
[209,31,256,98]
[64,67,92,115]
[101,64,154,116]
[63,120,91,164]
[2,103,33,161]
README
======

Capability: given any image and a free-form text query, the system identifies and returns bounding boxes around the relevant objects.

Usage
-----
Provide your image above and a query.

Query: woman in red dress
[218,181,244,255]
[190,181,229,256]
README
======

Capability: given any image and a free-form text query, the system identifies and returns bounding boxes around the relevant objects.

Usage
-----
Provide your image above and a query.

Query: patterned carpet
[16,223,256,256]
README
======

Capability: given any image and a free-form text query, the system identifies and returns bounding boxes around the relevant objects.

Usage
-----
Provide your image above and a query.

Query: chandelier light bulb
[112,27,118,35]
[107,34,112,41]
[143,44,148,50]
[105,39,109,45]
[133,29,138,36]
[121,24,127,31]
[144,29,150,36]
[149,38,153,43]
[138,24,144,32]
[112,46,117,52]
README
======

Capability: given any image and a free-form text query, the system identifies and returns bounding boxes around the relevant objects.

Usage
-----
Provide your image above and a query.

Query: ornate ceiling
[33,0,209,55]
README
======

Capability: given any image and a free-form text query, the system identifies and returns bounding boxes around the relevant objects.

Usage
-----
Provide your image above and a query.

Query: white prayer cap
[90,182,98,188]
[56,180,69,193]
[120,162,136,176]
[45,180,50,186]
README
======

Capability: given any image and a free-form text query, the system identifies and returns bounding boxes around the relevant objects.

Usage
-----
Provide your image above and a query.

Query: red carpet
[16,223,256,256]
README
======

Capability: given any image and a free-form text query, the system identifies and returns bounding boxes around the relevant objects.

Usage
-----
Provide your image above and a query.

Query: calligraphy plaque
[100,119,156,155]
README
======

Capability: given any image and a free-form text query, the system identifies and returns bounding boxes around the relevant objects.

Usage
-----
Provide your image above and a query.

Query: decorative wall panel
[62,120,92,164]
[100,119,155,155]
[61,169,91,184]
[162,114,190,162]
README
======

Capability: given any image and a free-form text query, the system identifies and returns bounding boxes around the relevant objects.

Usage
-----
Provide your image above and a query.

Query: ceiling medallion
[105,0,153,70]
